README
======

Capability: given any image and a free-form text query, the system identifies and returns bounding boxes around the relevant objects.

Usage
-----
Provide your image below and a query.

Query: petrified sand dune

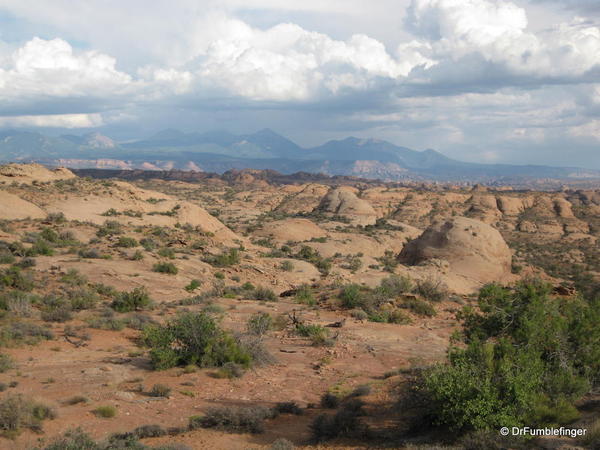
[255,218,327,242]
[398,216,512,283]
[0,190,46,220]
[0,163,75,184]
[316,186,377,225]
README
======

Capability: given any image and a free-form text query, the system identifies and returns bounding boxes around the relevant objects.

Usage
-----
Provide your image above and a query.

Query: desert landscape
[0,163,597,449]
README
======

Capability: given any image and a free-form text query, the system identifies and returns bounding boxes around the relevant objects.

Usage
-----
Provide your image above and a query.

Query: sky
[0,0,599,168]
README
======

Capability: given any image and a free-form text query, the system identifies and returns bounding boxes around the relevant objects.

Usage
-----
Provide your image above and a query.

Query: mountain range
[0,128,598,182]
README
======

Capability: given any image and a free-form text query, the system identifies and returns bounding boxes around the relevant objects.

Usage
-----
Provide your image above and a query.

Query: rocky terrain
[0,163,598,449]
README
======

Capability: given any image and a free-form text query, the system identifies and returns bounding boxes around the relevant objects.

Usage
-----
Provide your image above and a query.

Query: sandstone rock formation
[316,186,377,225]
[398,216,512,283]
[0,163,75,184]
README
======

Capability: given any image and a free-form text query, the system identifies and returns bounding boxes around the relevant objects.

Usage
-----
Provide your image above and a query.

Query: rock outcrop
[398,216,512,283]
[316,187,377,225]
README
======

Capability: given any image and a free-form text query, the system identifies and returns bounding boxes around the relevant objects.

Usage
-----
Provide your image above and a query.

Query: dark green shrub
[0,394,55,437]
[339,284,365,309]
[93,405,117,418]
[414,277,449,302]
[280,260,294,272]
[400,297,436,317]
[97,221,122,237]
[251,286,277,302]
[148,384,171,397]
[295,284,316,305]
[116,237,138,248]
[421,281,600,432]
[191,405,275,434]
[275,402,303,415]
[0,354,13,373]
[111,287,152,312]
[0,266,34,291]
[184,279,201,292]
[153,262,178,275]
[142,312,252,370]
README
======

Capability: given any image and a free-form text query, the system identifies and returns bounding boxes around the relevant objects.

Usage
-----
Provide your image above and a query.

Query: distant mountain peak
[83,132,116,149]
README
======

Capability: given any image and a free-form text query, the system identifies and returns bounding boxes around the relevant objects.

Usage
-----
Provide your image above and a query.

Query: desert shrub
[2,291,35,317]
[102,208,119,217]
[140,238,157,251]
[237,335,275,366]
[400,297,437,317]
[294,246,332,276]
[67,287,99,311]
[311,402,367,442]
[142,312,252,370]
[116,236,138,248]
[157,247,175,259]
[339,284,365,309]
[295,284,316,305]
[420,281,600,433]
[16,257,36,269]
[296,324,331,346]
[78,248,103,259]
[153,262,178,275]
[63,396,88,406]
[130,250,144,261]
[320,393,340,408]
[123,313,157,330]
[111,287,153,312]
[204,248,240,267]
[251,286,277,302]
[184,279,201,292]
[27,239,54,257]
[270,438,295,450]
[41,296,73,323]
[61,268,87,286]
[349,384,371,397]
[275,402,303,415]
[0,394,55,437]
[246,312,272,336]
[0,354,13,373]
[216,361,245,379]
[86,313,126,331]
[0,266,34,291]
[46,212,66,223]
[414,277,449,302]
[0,252,15,265]
[280,260,294,272]
[214,271,225,279]
[379,275,413,296]
[376,250,398,272]
[0,322,53,347]
[92,283,118,297]
[350,308,368,320]
[148,384,171,397]
[97,220,123,237]
[191,405,275,434]
[93,405,117,418]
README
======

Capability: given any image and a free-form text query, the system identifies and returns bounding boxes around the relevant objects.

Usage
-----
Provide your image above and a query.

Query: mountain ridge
[0,128,598,183]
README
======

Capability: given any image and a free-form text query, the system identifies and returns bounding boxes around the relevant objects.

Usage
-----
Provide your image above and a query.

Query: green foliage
[204,248,240,267]
[280,260,294,272]
[296,324,331,346]
[142,312,252,370]
[294,246,332,276]
[116,236,138,248]
[111,287,153,312]
[93,405,117,418]
[148,384,171,397]
[421,280,600,433]
[246,312,272,336]
[251,286,277,302]
[0,266,34,291]
[184,279,202,292]
[0,394,55,437]
[414,277,449,302]
[96,220,123,237]
[153,262,178,275]
[295,284,316,305]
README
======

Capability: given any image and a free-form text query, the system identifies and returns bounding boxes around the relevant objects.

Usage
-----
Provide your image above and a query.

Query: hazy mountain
[0,128,598,182]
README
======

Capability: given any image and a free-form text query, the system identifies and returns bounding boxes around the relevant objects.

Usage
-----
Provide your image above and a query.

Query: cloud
[0,113,103,128]
[0,37,133,114]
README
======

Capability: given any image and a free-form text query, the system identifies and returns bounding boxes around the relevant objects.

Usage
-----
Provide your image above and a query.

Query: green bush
[0,267,34,291]
[421,281,600,433]
[184,279,201,292]
[414,277,448,302]
[251,286,277,302]
[93,405,117,418]
[204,248,240,267]
[148,384,171,397]
[116,237,138,248]
[246,313,272,336]
[296,324,331,346]
[0,394,55,437]
[280,260,294,272]
[295,284,316,305]
[153,262,178,275]
[399,297,436,317]
[111,287,153,312]
[142,312,252,370]
[339,284,365,308]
